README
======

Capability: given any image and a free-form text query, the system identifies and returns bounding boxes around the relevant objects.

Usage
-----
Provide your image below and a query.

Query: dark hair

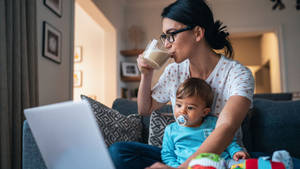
[176,78,214,108]
[161,0,234,59]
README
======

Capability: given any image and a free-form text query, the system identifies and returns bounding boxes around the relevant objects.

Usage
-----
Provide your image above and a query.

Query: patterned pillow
[148,111,175,147]
[81,95,143,147]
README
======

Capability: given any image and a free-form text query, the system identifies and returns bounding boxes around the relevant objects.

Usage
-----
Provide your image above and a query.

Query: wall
[75,0,118,106]
[92,0,127,99]
[125,0,175,88]
[125,0,300,92]
[231,36,262,66]
[125,1,174,49]
[210,0,299,92]
[73,3,105,102]
[255,64,271,93]
[36,0,74,105]
[261,33,281,92]
[230,36,262,93]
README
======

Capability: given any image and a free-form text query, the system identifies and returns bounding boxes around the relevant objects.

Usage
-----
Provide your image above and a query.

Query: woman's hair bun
[206,21,229,49]
[205,20,233,58]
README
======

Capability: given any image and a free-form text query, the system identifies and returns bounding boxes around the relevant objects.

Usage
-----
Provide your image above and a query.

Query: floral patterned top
[152,55,255,115]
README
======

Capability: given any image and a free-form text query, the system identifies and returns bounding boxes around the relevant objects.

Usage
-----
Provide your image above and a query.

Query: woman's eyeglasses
[160,26,194,44]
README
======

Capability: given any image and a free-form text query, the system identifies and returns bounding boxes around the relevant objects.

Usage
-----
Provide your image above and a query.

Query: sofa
[22,93,300,169]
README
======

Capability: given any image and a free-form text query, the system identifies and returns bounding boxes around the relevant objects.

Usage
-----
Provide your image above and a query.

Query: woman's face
[162,18,198,63]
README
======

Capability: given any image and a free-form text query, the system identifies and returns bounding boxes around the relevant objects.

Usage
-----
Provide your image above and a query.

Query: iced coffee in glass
[142,39,169,69]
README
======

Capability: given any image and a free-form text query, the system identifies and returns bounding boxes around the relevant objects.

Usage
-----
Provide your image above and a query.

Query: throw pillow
[148,111,175,147]
[81,95,143,147]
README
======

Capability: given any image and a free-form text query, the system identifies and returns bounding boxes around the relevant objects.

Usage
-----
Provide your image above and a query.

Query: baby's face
[174,96,210,127]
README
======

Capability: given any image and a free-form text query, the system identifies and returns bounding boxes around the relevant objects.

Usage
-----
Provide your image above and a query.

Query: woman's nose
[164,40,172,49]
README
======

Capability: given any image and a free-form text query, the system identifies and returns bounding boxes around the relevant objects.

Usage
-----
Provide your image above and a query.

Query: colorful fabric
[188,152,289,169]
[230,158,286,169]
[272,150,293,169]
[188,153,226,169]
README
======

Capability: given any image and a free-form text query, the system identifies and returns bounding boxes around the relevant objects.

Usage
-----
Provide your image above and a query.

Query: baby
[161,78,248,168]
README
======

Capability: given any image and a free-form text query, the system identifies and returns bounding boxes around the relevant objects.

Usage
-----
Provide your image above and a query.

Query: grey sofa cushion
[251,99,300,158]
[23,121,47,169]
[253,93,293,101]
[81,95,143,146]
[241,109,255,152]
[148,112,175,147]
[112,98,173,143]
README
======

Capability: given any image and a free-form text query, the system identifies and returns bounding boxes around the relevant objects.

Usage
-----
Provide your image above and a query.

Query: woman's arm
[138,73,166,116]
[137,56,166,116]
[178,95,251,168]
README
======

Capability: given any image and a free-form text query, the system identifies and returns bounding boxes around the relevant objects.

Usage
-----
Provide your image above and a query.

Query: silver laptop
[24,101,115,169]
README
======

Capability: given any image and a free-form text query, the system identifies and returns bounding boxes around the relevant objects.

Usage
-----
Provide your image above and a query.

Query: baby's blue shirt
[161,116,243,167]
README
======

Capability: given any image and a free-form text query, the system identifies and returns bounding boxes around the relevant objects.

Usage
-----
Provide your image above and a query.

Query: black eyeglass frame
[160,26,195,44]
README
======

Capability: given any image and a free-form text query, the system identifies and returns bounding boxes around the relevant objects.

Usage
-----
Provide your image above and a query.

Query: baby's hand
[233,151,249,161]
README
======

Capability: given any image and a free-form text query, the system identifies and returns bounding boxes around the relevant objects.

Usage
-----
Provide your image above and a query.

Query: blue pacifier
[176,115,188,126]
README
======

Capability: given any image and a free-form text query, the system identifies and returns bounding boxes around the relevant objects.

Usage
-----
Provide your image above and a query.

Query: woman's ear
[193,26,205,42]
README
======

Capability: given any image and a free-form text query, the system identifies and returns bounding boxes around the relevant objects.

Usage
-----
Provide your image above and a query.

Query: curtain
[0,0,39,169]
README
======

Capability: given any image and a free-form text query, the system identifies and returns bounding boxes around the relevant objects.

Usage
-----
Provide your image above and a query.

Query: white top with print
[152,55,255,115]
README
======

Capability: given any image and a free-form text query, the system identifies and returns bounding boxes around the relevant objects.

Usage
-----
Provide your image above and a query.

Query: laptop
[24,101,115,169]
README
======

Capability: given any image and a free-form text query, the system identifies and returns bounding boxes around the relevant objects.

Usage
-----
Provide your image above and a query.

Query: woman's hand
[233,151,250,161]
[137,54,154,75]
[145,162,179,169]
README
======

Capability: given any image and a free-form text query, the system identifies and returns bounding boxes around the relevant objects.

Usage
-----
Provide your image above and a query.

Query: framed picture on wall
[73,70,82,87]
[42,22,62,64]
[121,62,140,77]
[44,0,62,17]
[74,46,82,63]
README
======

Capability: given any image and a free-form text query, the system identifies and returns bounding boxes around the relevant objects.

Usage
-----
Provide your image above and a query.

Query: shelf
[121,76,141,82]
[120,49,144,57]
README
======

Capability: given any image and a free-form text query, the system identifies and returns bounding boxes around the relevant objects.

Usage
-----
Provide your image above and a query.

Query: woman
[109,0,254,169]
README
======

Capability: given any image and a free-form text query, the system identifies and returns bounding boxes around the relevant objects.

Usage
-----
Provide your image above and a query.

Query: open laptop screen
[24,101,115,169]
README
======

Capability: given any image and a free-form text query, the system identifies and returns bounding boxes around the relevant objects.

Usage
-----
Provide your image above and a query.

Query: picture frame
[74,46,82,63]
[121,62,140,77]
[73,70,82,87]
[44,0,62,17]
[42,22,62,64]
